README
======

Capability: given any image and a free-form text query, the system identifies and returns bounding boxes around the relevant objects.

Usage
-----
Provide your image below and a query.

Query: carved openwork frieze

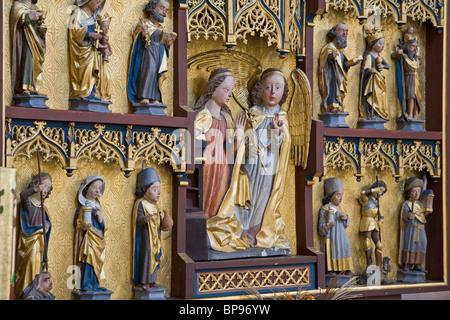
[187,0,306,58]
[324,136,441,180]
[195,264,312,297]
[5,119,187,177]
[325,0,445,29]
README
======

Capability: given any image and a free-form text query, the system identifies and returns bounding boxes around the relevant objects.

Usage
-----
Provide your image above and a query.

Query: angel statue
[10,0,49,108]
[206,67,312,258]
[318,23,362,127]
[358,28,390,130]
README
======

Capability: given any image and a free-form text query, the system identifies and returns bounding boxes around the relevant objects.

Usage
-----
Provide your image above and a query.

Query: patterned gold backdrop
[3,0,174,115]
[312,8,426,129]
[312,168,422,281]
[312,8,428,280]
[13,155,173,300]
[187,35,298,255]
[3,0,435,298]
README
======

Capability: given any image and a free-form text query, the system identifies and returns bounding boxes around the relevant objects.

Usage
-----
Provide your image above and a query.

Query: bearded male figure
[391,34,422,121]
[318,23,362,113]
[127,0,177,107]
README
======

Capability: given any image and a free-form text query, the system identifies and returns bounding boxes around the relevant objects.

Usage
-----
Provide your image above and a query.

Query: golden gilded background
[3,0,174,115]
[1,0,437,299]
[313,168,421,281]
[187,35,299,254]
[312,8,426,129]
[13,155,173,300]
[311,8,428,280]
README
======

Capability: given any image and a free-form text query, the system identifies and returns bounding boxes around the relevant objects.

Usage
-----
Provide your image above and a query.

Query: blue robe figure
[74,175,108,292]
[127,19,169,105]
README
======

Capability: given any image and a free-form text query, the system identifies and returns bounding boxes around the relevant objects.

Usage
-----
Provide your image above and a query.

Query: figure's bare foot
[141,284,150,291]
[140,99,150,104]
[21,90,31,96]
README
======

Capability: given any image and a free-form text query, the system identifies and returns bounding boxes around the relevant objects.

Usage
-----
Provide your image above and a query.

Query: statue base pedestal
[69,98,112,113]
[133,286,167,300]
[132,102,167,116]
[72,289,114,300]
[319,112,349,128]
[397,268,425,283]
[325,273,355,287]
[13,94,49,109]
[397,119,425,131]
[357,119,388,130]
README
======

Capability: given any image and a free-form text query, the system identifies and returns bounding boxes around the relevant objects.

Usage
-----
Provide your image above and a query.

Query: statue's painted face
[335,23,348,48]
[373,37,385,53]
[87,0,103,13]
[261,74,285,109]
[145,181,161,202]
[38,178,52,199]
[211,76,235,108]
[156,1,169,17]
[331,190,344,206]
[86,180,103,201]
[409,186,422,201]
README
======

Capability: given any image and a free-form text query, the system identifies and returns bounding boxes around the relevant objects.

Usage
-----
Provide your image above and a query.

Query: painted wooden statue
[127,0,177,112]
[20,271,55,300]
[391,27,423,123]
[73,175,109,293]
[68,0,112,111]
[318,23,362,114]
[318,177,353,275]
[207,68,291,253]
[14,173,52,299]
[132,168,173,293]
[194,68,246,218]
[398,176,434,281]
[359,180,392,284]
[358,28,390,129]
[10,0,48,108]
[96,13,112,63]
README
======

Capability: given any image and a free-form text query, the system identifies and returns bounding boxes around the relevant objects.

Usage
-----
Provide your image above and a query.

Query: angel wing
[286,68,312,169]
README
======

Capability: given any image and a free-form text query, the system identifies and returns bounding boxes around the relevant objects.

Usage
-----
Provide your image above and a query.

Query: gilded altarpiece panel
[2,0,175,115]
[1,0,448,300]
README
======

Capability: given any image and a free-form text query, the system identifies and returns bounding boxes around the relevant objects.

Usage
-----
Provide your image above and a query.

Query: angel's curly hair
[250,68,289,107]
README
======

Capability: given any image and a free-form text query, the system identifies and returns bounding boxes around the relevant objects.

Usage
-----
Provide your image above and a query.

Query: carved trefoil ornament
[5,120,187,177]
[187,0,306,58]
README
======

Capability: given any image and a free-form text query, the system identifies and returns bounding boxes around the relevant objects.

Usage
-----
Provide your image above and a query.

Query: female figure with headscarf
[132,168,173,290]
[68,0,111,102]
[14,173,52,299]
[194,68,246,218]
[10,0,47,97]
[73,174,108,292]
